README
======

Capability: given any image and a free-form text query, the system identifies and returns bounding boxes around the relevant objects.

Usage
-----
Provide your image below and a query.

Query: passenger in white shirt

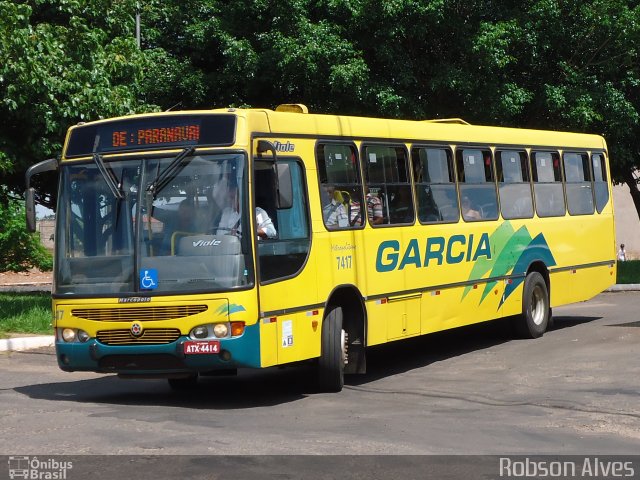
[215,181,277,239]
[256,206,276,239]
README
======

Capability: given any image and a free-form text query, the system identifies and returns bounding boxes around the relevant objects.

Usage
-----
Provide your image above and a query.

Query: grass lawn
[617,260,640,284]
[0,292,53,338]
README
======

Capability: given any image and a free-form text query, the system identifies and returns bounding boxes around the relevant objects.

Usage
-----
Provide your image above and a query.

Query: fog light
[77,330,90,343]
[220,350,232,361]
[192,326,209,339]
[213,323,229,338]
[62,328,76,342]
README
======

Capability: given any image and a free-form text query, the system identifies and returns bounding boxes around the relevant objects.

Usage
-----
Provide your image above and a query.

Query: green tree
[4,0,640,221]
[464,0,640,212]
[138,0,370,113]
[0,197,52,272]
[0,0,155,208]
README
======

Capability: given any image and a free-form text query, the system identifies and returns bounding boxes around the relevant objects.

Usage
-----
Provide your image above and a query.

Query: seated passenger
[367,190,384,225]
[216,181,241,236]
[390,187,413,223]
[322,184,349,228]
[461,196,481,221]
[256,206,276,239]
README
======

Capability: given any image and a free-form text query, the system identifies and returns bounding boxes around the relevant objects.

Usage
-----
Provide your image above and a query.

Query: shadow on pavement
[550,315,602,330]
[14,314,601,408]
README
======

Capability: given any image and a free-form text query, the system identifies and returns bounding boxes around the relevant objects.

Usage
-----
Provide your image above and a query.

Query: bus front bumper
[55,323,261,375]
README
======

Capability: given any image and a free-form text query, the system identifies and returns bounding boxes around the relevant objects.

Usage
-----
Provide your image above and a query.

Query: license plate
[183,340,220,355]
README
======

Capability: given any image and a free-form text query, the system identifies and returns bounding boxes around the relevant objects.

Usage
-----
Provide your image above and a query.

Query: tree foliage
[2,0,640,217]
[0,0,154,209]
[0,196,52,272]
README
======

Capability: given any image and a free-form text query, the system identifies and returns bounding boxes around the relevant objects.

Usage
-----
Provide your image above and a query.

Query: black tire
[318,306,346,392]
[514,271,550,338]
[168,374,198,390]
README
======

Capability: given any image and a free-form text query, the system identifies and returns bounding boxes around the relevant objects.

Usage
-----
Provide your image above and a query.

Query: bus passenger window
[411,147,459,223]
[592,153,609,213]
[317,144,364,229]
[532,151,565,217]
[364,145,414,225]
[496,150,533,219]
[456,148,498,222]
[563,152,594,215]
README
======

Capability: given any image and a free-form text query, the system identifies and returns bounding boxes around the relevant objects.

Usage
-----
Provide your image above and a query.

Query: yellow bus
[26,104,616,391]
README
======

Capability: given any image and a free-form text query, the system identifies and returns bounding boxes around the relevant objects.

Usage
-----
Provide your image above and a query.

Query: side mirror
[25,157,58,232]
[255,140,293,209]
[26,187,37,232]
[276,163,293,209]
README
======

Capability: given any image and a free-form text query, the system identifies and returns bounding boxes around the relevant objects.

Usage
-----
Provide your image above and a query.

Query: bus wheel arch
[514,263,551,338]
[318,285,367,392]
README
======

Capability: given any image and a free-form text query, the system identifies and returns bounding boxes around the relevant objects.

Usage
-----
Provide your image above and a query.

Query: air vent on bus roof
[275,104,309,114]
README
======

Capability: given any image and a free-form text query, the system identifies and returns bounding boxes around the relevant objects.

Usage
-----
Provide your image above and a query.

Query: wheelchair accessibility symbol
[140,269,158,290]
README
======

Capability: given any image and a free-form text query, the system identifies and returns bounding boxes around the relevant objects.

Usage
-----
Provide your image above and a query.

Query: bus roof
[62,105,606,160]
[226,106,607,151]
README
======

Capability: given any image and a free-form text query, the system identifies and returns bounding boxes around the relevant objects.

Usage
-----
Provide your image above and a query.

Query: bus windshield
[54,153,253,295]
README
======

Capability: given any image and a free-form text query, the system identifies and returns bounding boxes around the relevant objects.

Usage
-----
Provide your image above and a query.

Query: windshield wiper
[93,154,124,200]
[145,147,195,198]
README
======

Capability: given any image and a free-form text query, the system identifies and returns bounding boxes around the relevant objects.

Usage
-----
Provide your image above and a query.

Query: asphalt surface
[1,292,639,462]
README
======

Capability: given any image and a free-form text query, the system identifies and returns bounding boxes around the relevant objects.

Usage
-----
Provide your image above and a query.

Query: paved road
[1,292,639,456]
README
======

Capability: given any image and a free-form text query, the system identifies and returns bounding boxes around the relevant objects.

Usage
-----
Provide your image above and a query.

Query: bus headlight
[190,322,245,339]
[213,323,229,338]
[61,328,76,342]
[59,328,90,343]
[77,330,90,343]
[192,326,209,339]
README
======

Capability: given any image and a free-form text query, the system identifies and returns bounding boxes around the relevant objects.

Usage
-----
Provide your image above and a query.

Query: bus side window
[411,147,459,223]
[364,145,414,225]
[563,152,594,215]
[532,151,565,217]
[496,150,533,220]
[592,153,609,213]
[456,148,498,222]
[317,143,364,229]
[257,159,311,283]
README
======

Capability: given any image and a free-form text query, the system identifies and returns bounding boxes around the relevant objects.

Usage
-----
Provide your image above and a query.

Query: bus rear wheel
[317,306,347,392]
[514,272,549,339]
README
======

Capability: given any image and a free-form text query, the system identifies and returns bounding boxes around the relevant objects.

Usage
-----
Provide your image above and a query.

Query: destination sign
[65,114,236,157]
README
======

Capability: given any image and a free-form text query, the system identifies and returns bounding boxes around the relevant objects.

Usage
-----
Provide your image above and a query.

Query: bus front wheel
[514,272,549,339]
[317,306,346,392]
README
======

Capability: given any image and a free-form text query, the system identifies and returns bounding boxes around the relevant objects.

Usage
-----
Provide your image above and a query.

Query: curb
[0,284,51,293]
[0,335,55,352]
[607,284,640,291]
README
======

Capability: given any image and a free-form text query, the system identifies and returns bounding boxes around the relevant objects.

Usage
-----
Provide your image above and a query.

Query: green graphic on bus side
[215,304,247,316]
[462,221,556,306]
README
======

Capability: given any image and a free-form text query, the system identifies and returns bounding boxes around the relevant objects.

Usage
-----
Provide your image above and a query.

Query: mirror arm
[256,140,283,208]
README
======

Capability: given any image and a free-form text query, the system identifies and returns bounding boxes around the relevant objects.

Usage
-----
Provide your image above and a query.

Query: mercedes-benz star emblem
[131,322,143,337]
